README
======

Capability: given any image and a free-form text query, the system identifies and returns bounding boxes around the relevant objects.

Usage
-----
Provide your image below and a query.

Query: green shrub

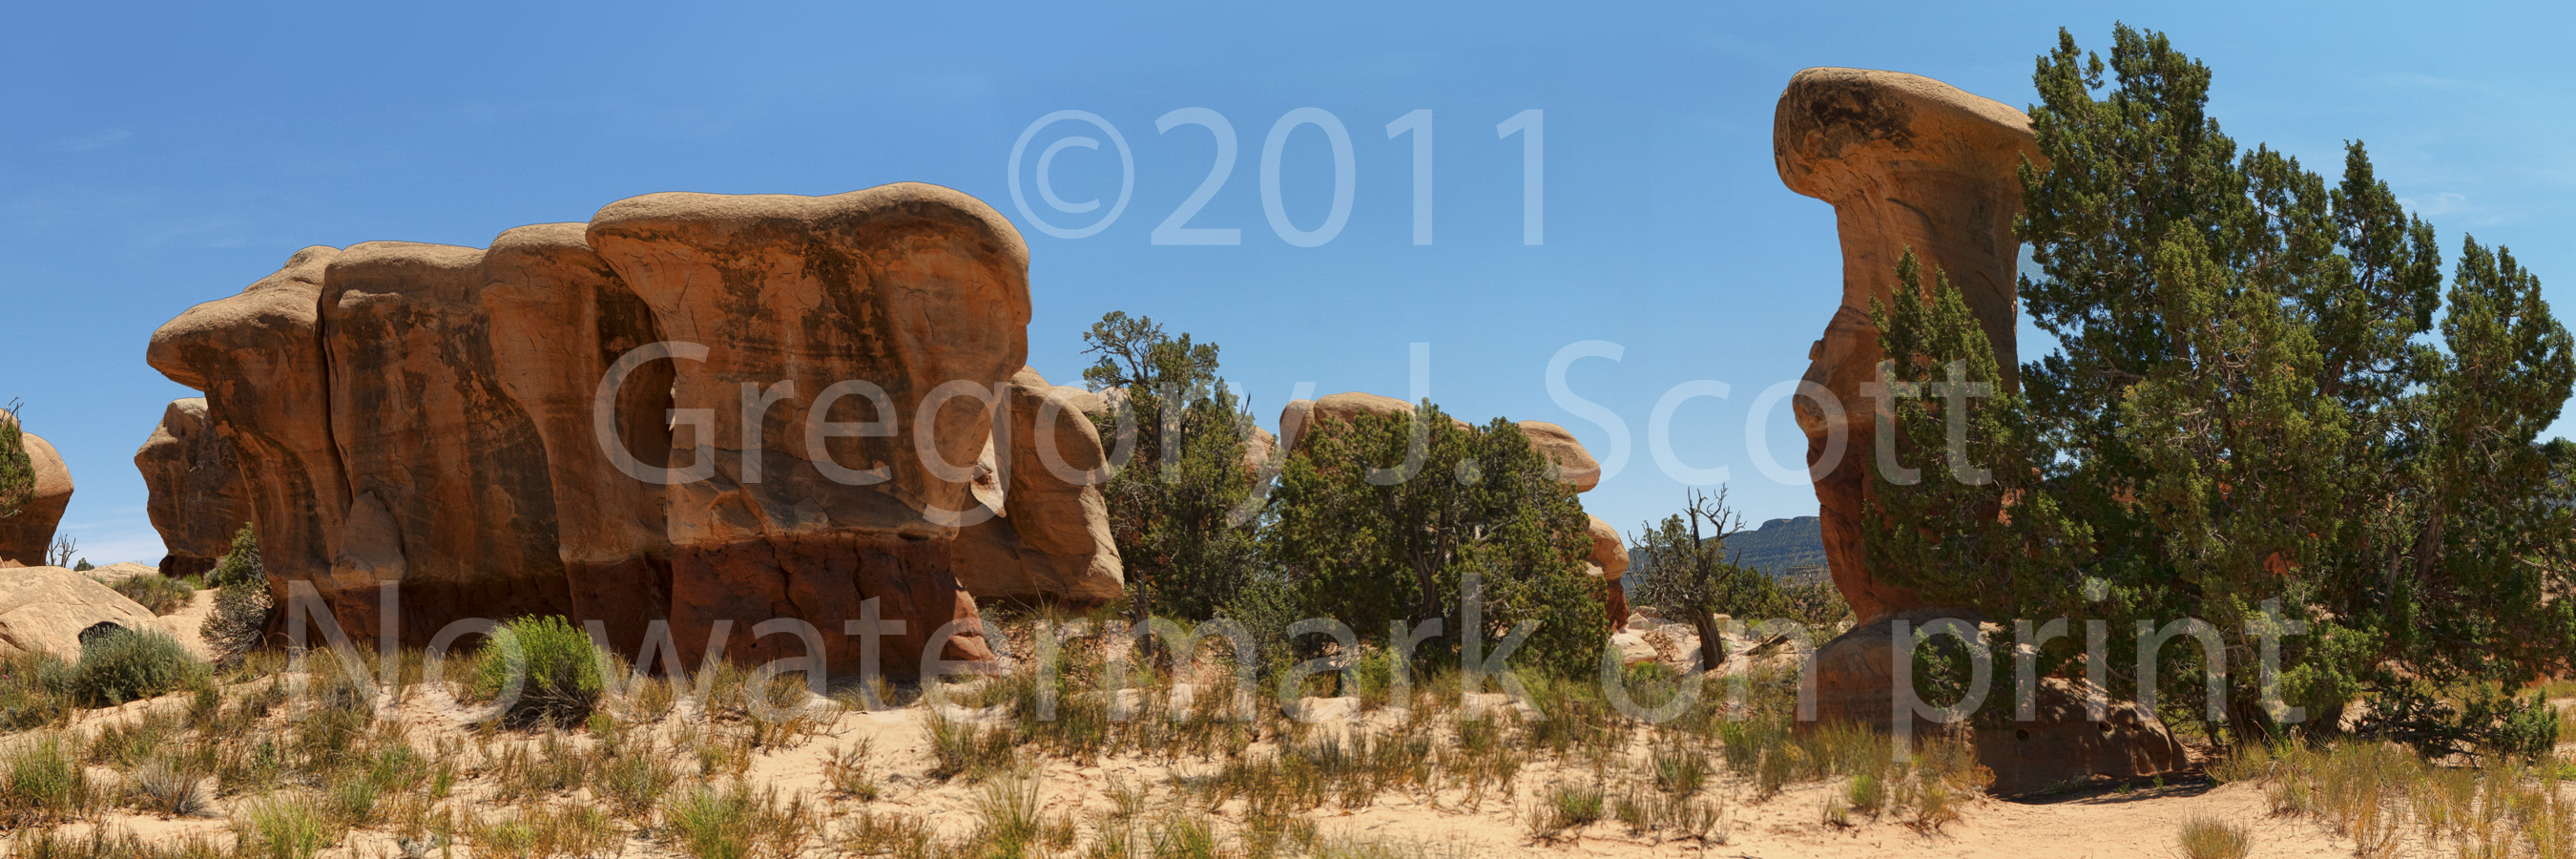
[110,574,196,616]
[0,401,30,520]
[202,524,272,661]
[206,523,264,590]
[72,629,205,707]
[470,616,607,727]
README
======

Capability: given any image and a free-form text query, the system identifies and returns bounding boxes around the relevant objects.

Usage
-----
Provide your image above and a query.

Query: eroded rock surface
[1775,67,2041,625]
[952,367,1123,605]
[147,182,1028,677]
[148,247,348,616]
[136,399,251,578]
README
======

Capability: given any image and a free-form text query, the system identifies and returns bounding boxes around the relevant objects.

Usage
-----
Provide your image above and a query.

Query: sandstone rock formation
[1586,514,1629,627]
[136,399,253,578]
[1775,67,2042,625]
[0,427,73,568]
[1810,609,2189,794]
[1517,420,1600,492]
[148,247,348,614]
[952,367,1124,605]
[147,182,1026,678]
[584,183,1017,673]
[0,566,159,658]
[1776,69,2185,792]
[479,221,678,654]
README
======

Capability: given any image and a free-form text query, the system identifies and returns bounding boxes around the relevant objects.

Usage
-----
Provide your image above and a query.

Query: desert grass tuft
[2176,816,2253,859]
[1527,782,1605,838]
[662,783,814,859]
[1,734,97,827]
[125,758,212,817]
[233,793,329,859]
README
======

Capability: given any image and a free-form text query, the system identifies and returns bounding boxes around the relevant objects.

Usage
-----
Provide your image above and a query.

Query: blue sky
[4,2,2570,564]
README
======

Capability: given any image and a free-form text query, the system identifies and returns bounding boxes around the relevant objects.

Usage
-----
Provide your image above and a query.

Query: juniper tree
[1080,311,1265,621]
[1870,25,2576,757]
[1268,403,1606,678]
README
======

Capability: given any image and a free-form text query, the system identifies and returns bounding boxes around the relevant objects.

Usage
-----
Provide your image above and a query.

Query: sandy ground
[15,594,2563,858]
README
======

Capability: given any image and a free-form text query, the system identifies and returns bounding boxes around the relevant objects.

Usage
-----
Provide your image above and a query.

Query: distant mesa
[1712,515,1825,579]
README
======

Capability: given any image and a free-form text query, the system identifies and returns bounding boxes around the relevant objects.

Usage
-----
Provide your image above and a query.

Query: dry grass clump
[2175,815,2254,859]
[466,805,623,858]
[2243,737,2575,858]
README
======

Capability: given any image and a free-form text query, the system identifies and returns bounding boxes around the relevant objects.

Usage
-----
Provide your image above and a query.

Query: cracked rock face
[146,182,1035,677]
[1774,67,2042,626]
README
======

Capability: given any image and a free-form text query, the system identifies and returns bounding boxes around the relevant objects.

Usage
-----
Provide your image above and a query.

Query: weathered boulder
[1586,514,1629,627]
[1809,608,2189,795]
[148,247,348,621]
[1775,67,2041,625]
[1517,420,1600,492]
[0,566,159,658]
[952,367,1123,605]
[0,429,73,567]
[135,398,252,578]
[585,182,1021,674]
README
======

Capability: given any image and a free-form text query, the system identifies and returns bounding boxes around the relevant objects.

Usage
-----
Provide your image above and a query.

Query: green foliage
[111,574,196,615]
[202,524,272,661]
[1269,404,1606,678]
[471,615,608,728]
[1870,25,2576,755]
[71,559,92,573]
[0,401,31,521]
[0,650,75,730]
[72,629,206,707]
[207,522,264,590]
[1082,311,1266,620]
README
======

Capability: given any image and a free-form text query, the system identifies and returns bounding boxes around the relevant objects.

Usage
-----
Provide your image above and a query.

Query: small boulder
[0,566,160,659]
